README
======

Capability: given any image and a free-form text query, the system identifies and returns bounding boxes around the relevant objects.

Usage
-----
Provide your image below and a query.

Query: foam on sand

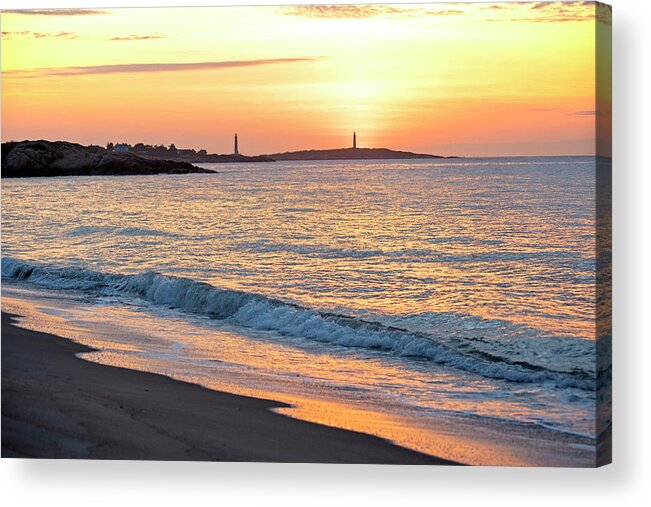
[2,256,594,391]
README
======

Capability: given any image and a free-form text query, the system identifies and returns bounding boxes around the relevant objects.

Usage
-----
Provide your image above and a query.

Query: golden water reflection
[2,290,595,467]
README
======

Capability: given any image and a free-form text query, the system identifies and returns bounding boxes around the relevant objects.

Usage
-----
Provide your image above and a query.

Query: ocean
[1,156,603,466]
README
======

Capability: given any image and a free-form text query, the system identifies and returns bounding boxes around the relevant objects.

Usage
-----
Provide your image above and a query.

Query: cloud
[487,1,596,23]
[529,1,595,10]
[283,5,465,19]
[283,5,408,19]
[570,110,598,116]
[529,108,600,116]
[1,8,108,16]
[5,58,319,78]
[109,33,166,41]
[426,10,463,16]
[2,30,78,40]
[496,15,594,23]
[1,31,30,38]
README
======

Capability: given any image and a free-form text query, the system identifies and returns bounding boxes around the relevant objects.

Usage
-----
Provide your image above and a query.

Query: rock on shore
[1,140,215,178]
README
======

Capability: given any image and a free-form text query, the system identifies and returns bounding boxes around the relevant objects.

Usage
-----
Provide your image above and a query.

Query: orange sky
[1,2,611,156]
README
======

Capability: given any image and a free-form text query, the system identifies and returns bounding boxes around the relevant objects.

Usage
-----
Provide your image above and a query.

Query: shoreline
[0,280,598,467]
[1,311,457,464]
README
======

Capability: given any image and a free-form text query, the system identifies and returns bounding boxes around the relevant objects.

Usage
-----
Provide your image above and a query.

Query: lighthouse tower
[234,133,239,156]
[353,132,357,149]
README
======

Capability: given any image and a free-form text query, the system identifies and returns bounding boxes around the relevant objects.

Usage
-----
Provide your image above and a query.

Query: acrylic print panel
[0,2,611,467]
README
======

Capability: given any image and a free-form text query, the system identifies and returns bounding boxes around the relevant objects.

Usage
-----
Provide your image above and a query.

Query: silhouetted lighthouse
[353,132,357,149]
[234,133,239,156]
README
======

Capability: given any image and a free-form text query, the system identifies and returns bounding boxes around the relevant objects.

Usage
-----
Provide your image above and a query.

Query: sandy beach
[1,312,456,464]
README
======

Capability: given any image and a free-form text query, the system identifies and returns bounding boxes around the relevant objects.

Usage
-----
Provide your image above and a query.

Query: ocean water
[1,157,603,465]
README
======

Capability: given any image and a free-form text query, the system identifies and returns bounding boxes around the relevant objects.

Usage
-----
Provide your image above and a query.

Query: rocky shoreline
[1,140,216,178]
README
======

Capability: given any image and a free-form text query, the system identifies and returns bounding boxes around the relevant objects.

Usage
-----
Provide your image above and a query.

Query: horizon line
[1,138,600,159]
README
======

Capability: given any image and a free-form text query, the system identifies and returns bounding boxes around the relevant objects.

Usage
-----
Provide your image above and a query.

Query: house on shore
[113,143,130,153]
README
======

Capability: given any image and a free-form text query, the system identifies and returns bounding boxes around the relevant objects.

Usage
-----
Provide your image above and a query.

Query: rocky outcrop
[1,140,216,178]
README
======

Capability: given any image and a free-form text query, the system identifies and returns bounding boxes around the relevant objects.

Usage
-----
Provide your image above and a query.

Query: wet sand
[1,312,457,464]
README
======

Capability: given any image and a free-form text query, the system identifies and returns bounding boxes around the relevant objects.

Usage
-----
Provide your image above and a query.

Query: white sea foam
[2,256,595,391]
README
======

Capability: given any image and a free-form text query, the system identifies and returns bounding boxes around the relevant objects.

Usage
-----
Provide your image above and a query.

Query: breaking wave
[2,256,594,391]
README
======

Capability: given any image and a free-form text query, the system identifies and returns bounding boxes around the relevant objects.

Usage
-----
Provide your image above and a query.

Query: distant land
[106,142,273,163]
[142,152,274,163]
[114,140,447,162]
[1,140,215,178]
[266,147,450,161]
[1,140,454,178]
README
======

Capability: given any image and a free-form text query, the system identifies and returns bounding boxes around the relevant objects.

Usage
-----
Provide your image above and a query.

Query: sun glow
[1,3,607,156]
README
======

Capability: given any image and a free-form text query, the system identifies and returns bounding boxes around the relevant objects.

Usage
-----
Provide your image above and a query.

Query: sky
[1,2,611,157]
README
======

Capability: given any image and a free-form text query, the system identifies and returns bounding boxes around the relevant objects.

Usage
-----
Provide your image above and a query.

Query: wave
[69,225,117,236]
[1,256,595,391]
[234,239,595,270]
[68,225,178,238]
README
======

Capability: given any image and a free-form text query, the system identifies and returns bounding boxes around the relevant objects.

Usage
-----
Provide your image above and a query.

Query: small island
[267,147,445,161]
[266,132,449,161]
[1,140,216,178]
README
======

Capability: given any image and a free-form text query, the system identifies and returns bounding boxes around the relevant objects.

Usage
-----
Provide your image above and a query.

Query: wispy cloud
[109,33,166,41]
[2,30,78,40]
[426,9,463,17]
[5,58,319,78]
[530,2,596,10]
[283,5,407,19]
[497,15,593,23]
[570,110,598,116]
[487,1,597,23]
[529,108,599,116]
[1,8,108,16]
[283,5,466,19]
[1,31,30,38]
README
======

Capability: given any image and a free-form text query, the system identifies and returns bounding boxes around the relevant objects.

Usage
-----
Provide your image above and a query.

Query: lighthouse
[353,132,357,149]
[234,133,239,156]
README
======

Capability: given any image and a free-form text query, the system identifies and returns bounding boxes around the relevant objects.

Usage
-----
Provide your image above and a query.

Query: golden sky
[1,2,611,156]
